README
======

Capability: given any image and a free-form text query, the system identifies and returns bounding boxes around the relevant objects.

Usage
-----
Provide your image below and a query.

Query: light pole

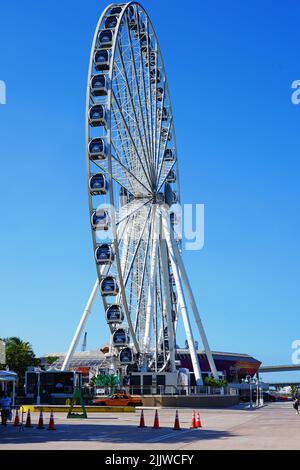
[254,374,264,407]
[260,381,264,406]
[243,375,254,409]
[255,376,259,407]
[243,374,264,408]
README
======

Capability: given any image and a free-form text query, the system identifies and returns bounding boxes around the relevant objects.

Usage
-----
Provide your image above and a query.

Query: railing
[124,385,238,396]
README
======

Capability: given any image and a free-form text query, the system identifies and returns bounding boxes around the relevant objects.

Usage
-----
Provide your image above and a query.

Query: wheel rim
[86,2,180,374]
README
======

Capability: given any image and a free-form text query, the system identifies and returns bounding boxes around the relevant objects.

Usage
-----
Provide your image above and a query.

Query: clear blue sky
[1,0,299,382]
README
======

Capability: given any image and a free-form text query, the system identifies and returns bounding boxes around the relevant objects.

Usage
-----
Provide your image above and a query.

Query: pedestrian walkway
[0,403,299,450]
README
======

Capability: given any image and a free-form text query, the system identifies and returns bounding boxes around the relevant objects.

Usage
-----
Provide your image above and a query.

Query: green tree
[1,337,40,393]
[290,385,298,399]
[46,356,59,366]
[89,376,96,387]
[204,376,228,388]
[94,374,120,391]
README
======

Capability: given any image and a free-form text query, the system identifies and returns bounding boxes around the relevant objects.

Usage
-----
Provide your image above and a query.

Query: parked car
[92,392,143,407]
[277,395,289,401]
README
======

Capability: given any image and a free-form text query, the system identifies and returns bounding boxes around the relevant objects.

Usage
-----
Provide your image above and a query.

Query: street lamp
[242,374,264,408]
[243,374,254,409]
[252,375,259,407]
[260,381,264,406]
[253,374,264,407]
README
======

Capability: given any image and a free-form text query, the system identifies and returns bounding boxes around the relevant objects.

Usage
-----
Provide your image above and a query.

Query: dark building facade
[42,349,261,385]
[177,350,261,383]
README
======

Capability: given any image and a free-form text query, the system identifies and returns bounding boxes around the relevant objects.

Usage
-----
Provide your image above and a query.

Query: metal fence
[125,385,238,396]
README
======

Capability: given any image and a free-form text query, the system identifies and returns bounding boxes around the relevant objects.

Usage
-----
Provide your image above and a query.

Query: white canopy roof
[0,370,17,382]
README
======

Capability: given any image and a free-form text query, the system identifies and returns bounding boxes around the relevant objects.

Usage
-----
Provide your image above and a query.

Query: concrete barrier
[140,395,239,408]
[22,405,136,413]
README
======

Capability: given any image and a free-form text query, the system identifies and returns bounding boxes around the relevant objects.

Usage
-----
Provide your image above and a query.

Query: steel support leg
[61,279,99,371]
[163,209,219,380]
[161,212,203,385]
[143,208,159,351]
[160,231,176,372]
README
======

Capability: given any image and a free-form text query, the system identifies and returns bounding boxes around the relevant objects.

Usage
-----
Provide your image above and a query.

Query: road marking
[145,429,197,443]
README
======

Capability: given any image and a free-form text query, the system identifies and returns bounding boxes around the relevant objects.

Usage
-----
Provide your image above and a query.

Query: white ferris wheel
[62,2,218,385]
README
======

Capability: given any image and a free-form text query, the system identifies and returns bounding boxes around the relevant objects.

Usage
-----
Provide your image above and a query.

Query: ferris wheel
[62,2,218,385]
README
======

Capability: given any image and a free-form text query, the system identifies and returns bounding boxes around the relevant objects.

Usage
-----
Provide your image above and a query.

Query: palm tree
[1,337,40,393]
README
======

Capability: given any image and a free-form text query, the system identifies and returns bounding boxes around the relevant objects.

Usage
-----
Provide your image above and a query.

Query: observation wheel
[62,2,218,386]
[86,1,180,375]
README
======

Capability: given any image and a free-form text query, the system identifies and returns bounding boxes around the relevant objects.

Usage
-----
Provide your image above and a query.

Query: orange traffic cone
[37,410,45,429]
[153,410,160,429]
[13,409,20,427]
[173,410,181,430]
[138,410,146,428]
[25,410,32,428]
[48,410,56,431]
[190,410,196,429]
[196,412,202,428]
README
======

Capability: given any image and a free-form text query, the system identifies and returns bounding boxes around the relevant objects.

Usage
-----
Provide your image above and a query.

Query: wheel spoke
[84,3,206,379]
[125,13,153,171]
[115,38,154,185]
[112,90,152,191]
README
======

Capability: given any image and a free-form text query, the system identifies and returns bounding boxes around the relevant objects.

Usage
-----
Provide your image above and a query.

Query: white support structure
[143,208,159,351]
[161,211,203,385]
[160,233,176,372]
[169,226,219,380]
[61,279,99,371]
[80,2,217,383]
